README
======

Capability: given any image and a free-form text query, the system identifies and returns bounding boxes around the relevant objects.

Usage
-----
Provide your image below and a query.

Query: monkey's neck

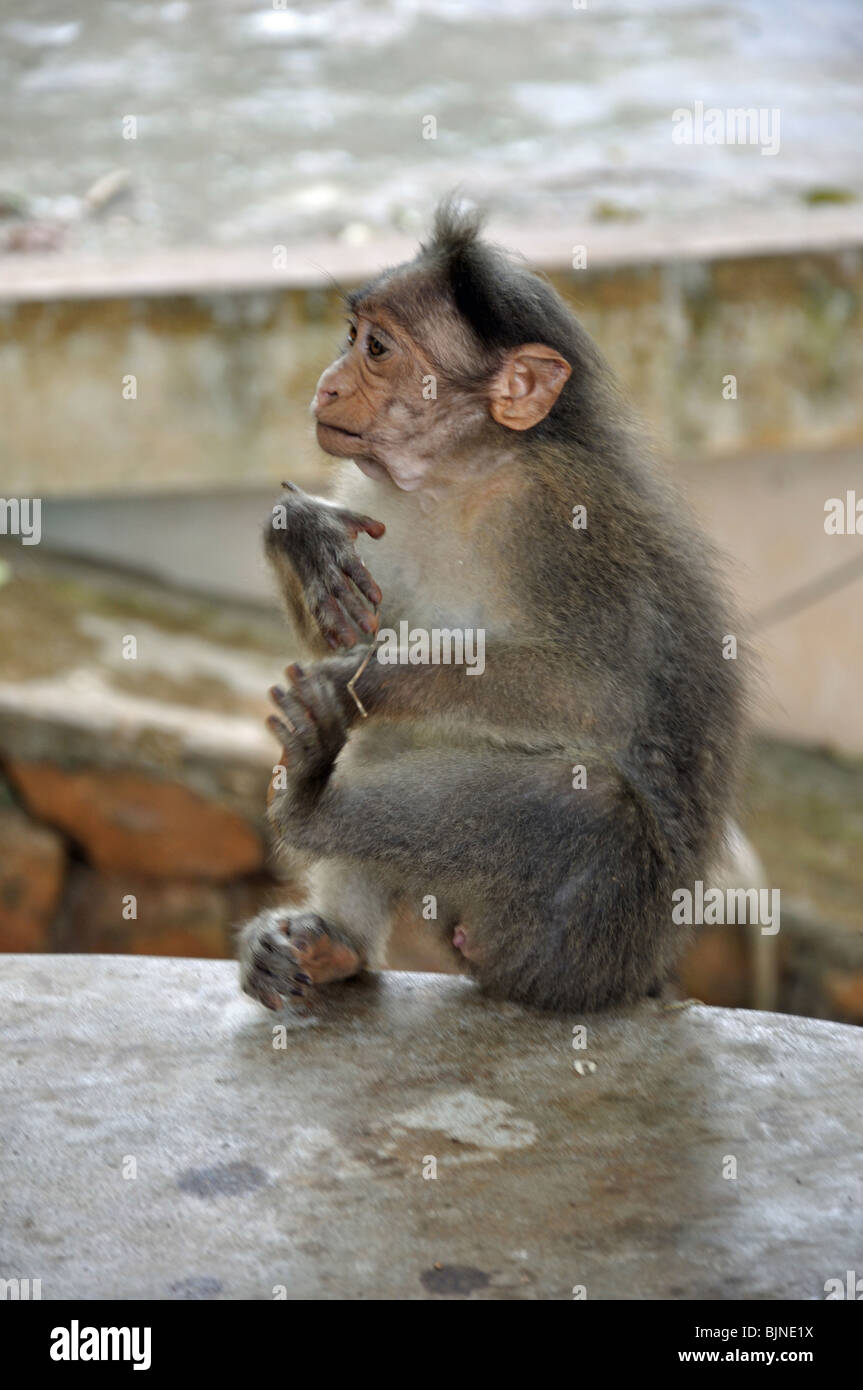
[333,450,524,524]
[332,459,519,636]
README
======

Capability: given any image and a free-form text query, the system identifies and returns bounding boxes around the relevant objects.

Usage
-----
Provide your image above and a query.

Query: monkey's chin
[315,421,365,456]
[353,456,391,483]
[353,456,425,490]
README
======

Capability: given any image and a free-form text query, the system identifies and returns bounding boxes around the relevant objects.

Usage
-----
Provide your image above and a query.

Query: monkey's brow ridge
[343,294,405,341]
[345,287,379,314]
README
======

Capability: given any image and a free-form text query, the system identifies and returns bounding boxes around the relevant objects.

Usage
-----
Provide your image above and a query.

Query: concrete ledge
[1,210,862,301]
[1,954,861,1300]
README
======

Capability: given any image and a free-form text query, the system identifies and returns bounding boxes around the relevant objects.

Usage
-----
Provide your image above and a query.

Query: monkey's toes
[240,911,362,1011]
[239,913,308,1009]
[285,916,361,985]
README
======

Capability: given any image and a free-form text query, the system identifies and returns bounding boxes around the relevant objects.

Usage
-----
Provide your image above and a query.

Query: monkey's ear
[488,344,572,430]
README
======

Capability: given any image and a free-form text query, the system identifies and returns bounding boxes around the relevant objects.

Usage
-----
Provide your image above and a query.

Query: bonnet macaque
[238,204,745,1013]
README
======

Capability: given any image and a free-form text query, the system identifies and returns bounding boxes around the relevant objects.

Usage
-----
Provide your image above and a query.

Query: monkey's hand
[266,661,349,789]
[265,482,385,650]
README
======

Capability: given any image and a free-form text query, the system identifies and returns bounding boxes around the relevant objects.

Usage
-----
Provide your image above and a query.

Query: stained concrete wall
[1,218,862,498]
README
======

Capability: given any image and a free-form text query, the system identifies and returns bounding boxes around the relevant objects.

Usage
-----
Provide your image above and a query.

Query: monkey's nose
[315,384,340,412]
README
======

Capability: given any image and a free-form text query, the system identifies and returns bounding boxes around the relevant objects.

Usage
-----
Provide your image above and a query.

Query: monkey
[238,201,746,1015]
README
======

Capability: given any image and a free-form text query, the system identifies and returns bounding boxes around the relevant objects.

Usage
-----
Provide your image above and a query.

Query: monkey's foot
[267,663,348,781]
[239,909,361,1011]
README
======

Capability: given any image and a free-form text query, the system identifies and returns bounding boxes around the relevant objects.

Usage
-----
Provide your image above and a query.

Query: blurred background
[0,0,861,1022]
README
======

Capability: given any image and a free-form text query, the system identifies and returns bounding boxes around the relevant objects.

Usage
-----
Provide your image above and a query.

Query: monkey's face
[312,312,415,457]
[311,272,573,491]
[311,303,490,491]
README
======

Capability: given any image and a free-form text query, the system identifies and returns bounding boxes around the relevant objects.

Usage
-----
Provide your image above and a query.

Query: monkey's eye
[346,323,357,346]
[368,336,386,358]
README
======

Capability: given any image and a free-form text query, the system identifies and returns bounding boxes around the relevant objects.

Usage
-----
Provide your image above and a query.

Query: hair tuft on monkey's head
[420,197,486,263]
[416,199,608,431]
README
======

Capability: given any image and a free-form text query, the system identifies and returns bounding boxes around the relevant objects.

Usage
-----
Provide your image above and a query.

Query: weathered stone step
[1,955,861,1300]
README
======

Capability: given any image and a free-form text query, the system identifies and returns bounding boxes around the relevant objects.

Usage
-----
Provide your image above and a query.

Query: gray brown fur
[238,203,746,1014]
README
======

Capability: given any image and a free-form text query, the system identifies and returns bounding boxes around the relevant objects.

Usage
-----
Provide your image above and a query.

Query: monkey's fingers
[336,507,386,542]
[269,673,347,773]
[269,685,312,733]
[331,575,380,635]
[254,981,284,1011]
[242,977,282,1010]
[284,663,348,762]
[317,594,361,648]
[266,713,296,747]
[340,553,383,608]
[285,661,334,716]
[266,684,320,759]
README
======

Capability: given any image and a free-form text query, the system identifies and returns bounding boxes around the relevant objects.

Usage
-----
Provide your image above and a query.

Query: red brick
[0,806,67,950]
[678,926,751,1007]
[63,868,231,958]
[823,969,863,1024]
[7,761,263,881]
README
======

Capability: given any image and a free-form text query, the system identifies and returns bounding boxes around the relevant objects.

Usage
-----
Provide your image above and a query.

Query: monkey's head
[311,202,607,491]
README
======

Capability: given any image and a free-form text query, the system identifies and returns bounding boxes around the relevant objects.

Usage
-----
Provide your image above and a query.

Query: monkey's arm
[269,642,605,749]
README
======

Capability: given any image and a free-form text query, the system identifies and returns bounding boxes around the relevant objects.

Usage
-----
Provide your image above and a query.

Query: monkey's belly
[340,718,436,767]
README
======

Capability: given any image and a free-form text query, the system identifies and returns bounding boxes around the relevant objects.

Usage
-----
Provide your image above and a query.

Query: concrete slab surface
[1,955,861,1300]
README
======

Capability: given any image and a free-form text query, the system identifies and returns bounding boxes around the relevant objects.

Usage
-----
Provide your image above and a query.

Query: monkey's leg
[272,744,584,887]
[238,860,397,1011]
[242,662,395,1010]
[266,662,679,1012]
[269,743,677,1013]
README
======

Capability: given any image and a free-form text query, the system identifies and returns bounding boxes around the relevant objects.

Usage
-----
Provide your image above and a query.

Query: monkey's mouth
[315,421,363,442]
[315,420,366,455]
